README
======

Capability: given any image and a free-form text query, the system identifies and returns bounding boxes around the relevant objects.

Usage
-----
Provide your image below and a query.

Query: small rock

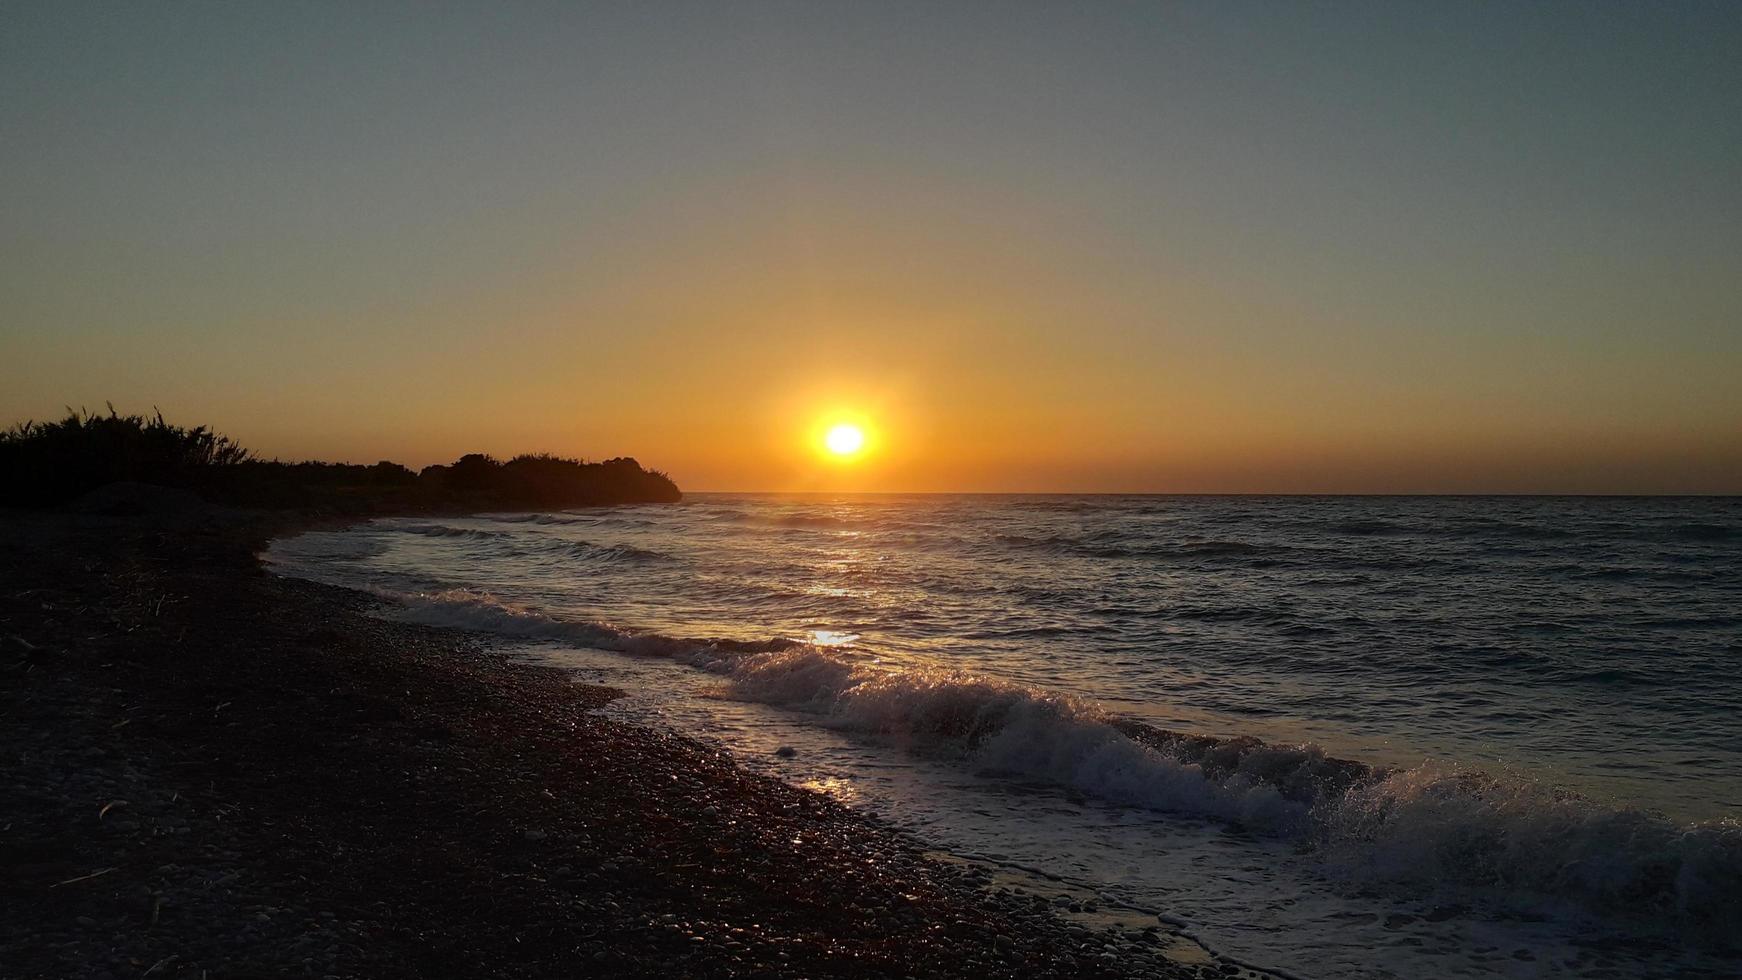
[774,746,797,758]
[524,829,548,842]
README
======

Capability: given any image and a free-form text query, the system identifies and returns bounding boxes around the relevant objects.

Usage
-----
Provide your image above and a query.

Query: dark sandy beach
[0,507,1247,979]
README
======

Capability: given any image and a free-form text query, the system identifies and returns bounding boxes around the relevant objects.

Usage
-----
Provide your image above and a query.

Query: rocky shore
[0,508,1255,979]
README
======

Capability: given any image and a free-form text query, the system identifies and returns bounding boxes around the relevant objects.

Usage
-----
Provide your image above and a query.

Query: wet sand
[0,508,1245,979]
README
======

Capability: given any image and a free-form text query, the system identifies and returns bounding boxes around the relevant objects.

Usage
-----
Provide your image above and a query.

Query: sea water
[266,494,1742,979]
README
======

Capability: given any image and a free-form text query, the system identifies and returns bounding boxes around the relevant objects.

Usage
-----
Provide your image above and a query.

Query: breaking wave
[376,587,1742,946]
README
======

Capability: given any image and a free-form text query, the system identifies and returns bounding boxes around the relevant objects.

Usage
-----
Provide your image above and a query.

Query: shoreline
[0,507,1241,979]
[244,507,1742,977]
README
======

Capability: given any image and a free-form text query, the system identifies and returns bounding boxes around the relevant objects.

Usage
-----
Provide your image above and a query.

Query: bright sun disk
[824,423,865,456]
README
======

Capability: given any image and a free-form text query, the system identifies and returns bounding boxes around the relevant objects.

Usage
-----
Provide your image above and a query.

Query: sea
[265,494,1742,979]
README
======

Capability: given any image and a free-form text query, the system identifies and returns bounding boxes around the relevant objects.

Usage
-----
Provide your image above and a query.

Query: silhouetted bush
[0,407,681,511]
[498,453,681,506]
[412,452,681,507]
[0,407,251,507]
[446,453,504,494]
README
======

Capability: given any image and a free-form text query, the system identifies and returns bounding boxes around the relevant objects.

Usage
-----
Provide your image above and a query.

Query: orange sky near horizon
[3,5,1739,494]
[8,205,1741,493]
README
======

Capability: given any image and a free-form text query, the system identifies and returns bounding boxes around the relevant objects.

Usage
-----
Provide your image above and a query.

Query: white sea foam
[1319,765,1742,932]
[366,586,1742,942]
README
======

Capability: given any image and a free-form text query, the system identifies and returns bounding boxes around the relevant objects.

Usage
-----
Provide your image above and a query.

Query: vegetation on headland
[0,407,681,511]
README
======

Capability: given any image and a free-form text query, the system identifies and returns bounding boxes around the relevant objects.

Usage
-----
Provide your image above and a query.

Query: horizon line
[682,489,1742,498]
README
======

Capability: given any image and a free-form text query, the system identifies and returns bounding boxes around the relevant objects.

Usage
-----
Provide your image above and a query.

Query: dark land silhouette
[0,407,681,512]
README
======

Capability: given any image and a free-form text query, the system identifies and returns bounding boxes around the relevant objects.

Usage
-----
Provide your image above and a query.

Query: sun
[809,411,878,464]
[824,423,865,457]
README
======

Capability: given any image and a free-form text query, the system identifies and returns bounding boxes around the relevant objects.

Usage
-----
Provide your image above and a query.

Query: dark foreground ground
[0,509,1236,979]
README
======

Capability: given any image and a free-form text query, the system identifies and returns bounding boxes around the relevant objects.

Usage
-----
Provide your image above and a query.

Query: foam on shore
[360,585,1742,946]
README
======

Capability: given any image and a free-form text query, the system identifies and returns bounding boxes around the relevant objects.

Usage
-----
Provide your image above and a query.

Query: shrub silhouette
[0,406,251,507]
[445,453,504,494]
[416,452,680,507]
[0,407,681,511]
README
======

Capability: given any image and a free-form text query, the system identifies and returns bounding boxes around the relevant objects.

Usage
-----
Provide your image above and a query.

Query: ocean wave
[372,586,1742,944]
[1320,767,1742,935]
[720,645,1742,942]
[549,540,669,564]
[264,530,391,565]
[1176,539,1264,555]
[703,508,956,535]
[1667,523,1736,542]
[993,532,1134,558]
[378,521,668,565]
[382,522,510,541]
[1556,564,1720,583]
[491,512,601,526]
[378,588,792,658]
[994,533,1278,562]
[765,513,860,528]
[691,506,753,522]
[1007,499,1100,513]
[1448,519,1577,540]
[700,508,861,529]
[754,513,952,534]
[1330,519,1408,536]
[1169,603,1285,623]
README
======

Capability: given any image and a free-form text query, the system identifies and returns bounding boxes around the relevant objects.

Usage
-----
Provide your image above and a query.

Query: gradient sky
[4,2,1739,492]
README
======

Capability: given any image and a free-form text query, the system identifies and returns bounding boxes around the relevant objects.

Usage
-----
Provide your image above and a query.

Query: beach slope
[0,509,1219,979]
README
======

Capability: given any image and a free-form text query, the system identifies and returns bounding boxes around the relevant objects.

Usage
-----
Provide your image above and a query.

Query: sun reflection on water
[797,776,860,804]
